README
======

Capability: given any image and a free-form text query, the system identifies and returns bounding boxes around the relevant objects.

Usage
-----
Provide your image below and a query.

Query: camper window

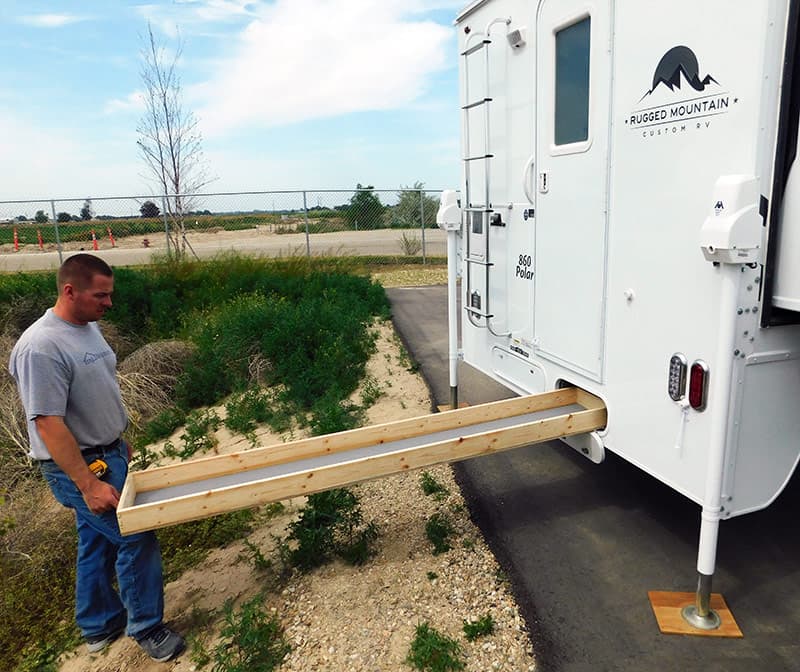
[554,16,591,146]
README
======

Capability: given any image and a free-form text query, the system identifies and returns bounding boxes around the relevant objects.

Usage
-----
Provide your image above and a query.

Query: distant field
[0,208,436,247]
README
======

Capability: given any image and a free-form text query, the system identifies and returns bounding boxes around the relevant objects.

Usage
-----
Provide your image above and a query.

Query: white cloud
[18,14,87,28]
[104,91,146,115]
[135,0,256,38]
[178,0,256,22]
[195,0,454,135]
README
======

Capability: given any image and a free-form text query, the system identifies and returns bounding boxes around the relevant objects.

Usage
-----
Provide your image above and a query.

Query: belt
[82,438,122,459]
[39,438,121,463]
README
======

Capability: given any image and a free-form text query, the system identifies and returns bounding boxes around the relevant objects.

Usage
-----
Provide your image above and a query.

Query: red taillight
[688,360,709,411]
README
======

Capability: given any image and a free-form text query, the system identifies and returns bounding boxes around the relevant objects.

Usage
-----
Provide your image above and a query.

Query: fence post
[161,196,171,259]
[50,200,63,264]
[419,189,427,265]
[303,191,311,258]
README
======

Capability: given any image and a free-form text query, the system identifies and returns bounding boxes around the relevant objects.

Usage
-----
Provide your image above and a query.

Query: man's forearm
[35,416,96,492]
[36,415,120,513]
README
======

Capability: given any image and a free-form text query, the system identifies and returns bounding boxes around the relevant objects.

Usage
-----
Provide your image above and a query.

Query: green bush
[176,288,381,421]
[283,488,378,570]
[0,272,56,337]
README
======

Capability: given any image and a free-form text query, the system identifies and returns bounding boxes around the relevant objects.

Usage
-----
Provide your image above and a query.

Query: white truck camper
[437,0,800,633]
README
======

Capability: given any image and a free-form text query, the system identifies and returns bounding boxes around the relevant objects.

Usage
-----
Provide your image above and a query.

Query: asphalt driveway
[388,284,800,672]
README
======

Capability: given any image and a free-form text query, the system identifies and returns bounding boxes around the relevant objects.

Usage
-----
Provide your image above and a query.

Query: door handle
[522,154,535,204]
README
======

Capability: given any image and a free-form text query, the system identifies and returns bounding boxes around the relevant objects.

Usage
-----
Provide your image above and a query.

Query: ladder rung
[463,154,494,162]
[464,207,493,213]
[462,98,492,110]
[465,306,494,319]
[466,258,493,267]
[461,39,491,57]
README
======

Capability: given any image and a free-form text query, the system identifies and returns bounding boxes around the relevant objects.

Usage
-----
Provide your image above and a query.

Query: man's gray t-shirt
[8,308,128,460]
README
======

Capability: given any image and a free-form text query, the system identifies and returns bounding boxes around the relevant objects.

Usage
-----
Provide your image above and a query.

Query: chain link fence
[0,189,449,270]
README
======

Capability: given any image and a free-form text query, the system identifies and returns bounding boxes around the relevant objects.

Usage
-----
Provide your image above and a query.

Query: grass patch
[0,484,81,672]
[406,622,464,672]
[224,387,293,438]
[425,513,455,555]
[462,613,495,641]
[420,471,449,500]
[158,509,256,582]
[138,405,187,446]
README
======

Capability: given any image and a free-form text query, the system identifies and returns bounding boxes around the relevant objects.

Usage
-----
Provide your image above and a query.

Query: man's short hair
[57,254,113,292]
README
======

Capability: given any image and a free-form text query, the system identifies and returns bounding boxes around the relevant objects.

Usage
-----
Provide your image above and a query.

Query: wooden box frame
[118,388,606,534]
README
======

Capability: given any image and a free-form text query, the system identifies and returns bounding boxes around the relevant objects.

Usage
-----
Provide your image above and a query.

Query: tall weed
[210,595,290,672]
[283,488,378,570]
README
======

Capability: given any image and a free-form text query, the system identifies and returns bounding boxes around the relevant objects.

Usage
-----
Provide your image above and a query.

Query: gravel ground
[275,465,536,672]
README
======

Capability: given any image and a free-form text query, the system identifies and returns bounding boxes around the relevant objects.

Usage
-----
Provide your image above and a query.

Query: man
[8,253,184,662]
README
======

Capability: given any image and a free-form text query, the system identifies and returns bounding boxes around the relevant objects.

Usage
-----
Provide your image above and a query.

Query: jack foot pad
[681,604,721,630]
[648,591,743,638]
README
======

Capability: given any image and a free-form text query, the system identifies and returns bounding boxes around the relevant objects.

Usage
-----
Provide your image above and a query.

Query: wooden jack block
[648,591,743,638]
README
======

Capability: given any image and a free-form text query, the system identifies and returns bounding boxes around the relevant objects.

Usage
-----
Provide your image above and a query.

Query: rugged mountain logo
[626,46,735,136]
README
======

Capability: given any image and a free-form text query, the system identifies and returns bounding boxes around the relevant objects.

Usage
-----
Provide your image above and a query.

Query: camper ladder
[461,18,511,337]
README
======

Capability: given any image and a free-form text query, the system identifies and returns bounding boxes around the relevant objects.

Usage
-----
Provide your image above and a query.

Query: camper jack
[440,0,800,635]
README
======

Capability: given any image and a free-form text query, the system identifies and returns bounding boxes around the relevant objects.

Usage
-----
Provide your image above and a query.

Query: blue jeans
[40,441,164,640]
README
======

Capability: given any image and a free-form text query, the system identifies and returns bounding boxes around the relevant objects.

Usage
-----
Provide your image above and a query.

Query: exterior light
[668,353,687,402]
[688,360,710,411]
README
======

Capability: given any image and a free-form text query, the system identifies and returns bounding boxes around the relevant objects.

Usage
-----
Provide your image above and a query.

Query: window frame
[550,10,594,156]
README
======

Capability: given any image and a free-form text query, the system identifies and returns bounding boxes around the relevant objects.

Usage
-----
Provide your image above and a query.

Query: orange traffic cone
[106,227,116,248]
[37,229,44,251]
[91,229,99,251]
[13,227,19,252]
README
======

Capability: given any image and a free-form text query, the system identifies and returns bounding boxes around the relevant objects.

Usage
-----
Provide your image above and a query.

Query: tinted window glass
[555,17,591,145]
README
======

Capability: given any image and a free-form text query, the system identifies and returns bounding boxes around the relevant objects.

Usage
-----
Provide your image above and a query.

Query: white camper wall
[456,0,800,510]
[601,0,772,501]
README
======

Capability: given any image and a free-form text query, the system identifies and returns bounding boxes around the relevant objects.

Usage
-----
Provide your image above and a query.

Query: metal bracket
[560,431,605,464]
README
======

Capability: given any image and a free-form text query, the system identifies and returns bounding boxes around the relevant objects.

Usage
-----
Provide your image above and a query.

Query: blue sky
[0,0,463,201]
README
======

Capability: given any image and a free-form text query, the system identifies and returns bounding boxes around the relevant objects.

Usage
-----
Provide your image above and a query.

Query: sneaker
[86,625,125,653]
[136,625,185,662]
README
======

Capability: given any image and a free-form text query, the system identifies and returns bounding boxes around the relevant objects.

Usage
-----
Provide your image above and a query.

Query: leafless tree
[137,23,212,258]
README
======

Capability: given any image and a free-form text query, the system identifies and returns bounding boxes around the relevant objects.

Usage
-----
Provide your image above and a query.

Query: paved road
[388,284,800,672]
[0,229,446,272]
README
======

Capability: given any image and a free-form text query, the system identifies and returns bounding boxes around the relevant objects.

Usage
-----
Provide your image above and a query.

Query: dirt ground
[54,274,535,672]
[0,223,447,264]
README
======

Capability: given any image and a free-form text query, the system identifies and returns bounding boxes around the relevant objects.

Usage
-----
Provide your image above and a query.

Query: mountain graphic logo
[639,45,719,102]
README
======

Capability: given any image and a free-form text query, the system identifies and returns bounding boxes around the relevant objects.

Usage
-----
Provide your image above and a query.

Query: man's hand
[81,479,120,514]
[80,477,121,514]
